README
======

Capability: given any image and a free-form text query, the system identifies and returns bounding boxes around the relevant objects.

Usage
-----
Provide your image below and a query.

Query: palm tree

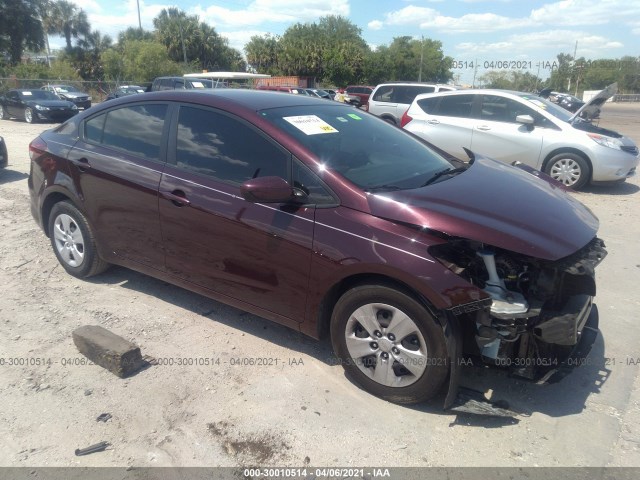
[36,0,56,66]
[0,0,45,65]
[48,0,90,51]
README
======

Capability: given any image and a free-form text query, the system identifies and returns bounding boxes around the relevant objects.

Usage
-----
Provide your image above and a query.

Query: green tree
[153,8,244,71]
[245,34,281,75]
[276,16,370,85]
[547,53,573,91]
[0,0,45,65]
[478,70,542,91]
[47,0,90,51]
[102,39,182,82]
[364,46,393,85]
[118,27,154,45]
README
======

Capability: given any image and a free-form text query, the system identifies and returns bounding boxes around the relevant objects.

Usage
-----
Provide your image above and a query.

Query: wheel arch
[41,191,75,237]
[314,272,441,340]
[379,114,398,125]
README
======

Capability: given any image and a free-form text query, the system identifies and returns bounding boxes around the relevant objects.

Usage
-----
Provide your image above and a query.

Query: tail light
[29,137,48,160]
[400,110,413,127]
[364,102,369,112]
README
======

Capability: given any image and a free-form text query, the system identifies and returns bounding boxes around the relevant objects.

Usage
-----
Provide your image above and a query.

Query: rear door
[469,94,545,168]
[412,94,477,159]
[67,102,169,268]
[158,104,316,325]
[394,85,436,121]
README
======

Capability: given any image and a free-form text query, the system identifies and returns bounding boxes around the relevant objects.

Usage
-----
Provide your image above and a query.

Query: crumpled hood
[366,155,599,261]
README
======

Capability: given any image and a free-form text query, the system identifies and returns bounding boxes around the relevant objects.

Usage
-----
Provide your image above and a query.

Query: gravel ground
[0,103,639,468]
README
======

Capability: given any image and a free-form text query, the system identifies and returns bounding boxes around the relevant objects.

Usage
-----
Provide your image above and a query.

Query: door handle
[476,125,491,131]
[162,190,191,207]
[426,119,440,125]
[71,157,92,171]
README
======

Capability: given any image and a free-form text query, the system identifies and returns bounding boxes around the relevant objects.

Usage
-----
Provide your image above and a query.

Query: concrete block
[72,325,144,378]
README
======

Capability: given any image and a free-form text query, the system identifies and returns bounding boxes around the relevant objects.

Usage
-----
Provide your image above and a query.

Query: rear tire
[330,284,449,404]
[24,107,35,124]
[48,201,109,278]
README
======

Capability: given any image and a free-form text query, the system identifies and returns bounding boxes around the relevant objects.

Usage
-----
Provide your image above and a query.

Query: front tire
[544,152,590,189]
[24,107,35,124]
[330,285,448,404]
[48,201,109,278]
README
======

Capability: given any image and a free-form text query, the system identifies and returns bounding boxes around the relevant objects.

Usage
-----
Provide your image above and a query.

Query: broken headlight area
[431,237,607,381]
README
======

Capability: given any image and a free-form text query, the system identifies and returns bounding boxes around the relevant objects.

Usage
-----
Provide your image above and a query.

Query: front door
[158,105,315,323]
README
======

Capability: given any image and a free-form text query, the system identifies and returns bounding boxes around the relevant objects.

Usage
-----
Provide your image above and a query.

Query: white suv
[401,84,638,189]
[367,83,456,125]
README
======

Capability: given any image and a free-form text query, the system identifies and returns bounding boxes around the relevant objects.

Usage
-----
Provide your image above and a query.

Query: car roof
[416,88,527,98]
[374,82,451,87]
[116,89,338,111]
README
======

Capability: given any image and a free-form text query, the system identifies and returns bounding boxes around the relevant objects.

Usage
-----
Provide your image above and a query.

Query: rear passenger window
[372,85,394,102]
[175,106,289,185]
[435,95,474,118]
[397,86,434,104]
[84,104,167,162]
[85,114,105,143]
[417,97,440,113]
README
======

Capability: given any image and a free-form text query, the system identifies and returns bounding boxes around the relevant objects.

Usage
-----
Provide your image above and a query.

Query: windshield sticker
[22,91,33,96]
[336,117,348,123]
[191,81,205,88]
[348,113,362,120]
[284,115,338,135]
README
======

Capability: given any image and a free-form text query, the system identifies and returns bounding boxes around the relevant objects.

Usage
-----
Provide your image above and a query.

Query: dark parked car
[28,90,606,406]
[0,89,78,123]
[41,84,92,109]
[556,93,586,113]
[105,85,146,101]
[305,88,332,100]
[0,136,7,169]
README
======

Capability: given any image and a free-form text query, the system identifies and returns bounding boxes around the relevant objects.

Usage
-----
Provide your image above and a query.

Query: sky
[61,0,640,85]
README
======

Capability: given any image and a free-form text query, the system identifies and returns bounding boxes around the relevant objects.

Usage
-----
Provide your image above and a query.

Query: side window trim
[80,101,171,164]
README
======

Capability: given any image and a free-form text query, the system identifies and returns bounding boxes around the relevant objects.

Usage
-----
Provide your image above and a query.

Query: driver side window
[175,106,289,185]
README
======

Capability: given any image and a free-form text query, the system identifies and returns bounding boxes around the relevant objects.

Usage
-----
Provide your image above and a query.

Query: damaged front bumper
[440,237,606,415]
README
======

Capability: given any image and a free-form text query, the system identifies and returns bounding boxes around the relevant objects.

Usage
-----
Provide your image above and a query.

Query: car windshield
[518,94,574,122]
[121,86,145,93]
[259,104,452,190]
[20,90,58,100]
[185,79,214,89]
[54,85,78,93]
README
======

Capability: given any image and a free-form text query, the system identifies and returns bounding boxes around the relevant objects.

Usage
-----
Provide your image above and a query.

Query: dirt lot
[0,103,639,469]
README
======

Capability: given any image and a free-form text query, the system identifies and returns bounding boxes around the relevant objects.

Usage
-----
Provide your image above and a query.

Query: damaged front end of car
[431,235,607,402]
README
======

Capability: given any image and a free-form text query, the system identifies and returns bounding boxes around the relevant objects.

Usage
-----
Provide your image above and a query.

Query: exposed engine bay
[431,236,607,382]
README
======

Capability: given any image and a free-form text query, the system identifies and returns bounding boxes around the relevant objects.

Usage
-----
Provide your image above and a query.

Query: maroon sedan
[28,90,606,406]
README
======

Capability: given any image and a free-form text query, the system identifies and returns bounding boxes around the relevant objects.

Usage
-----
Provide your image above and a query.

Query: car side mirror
[516,115,535,130]
[240,176,295,203]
